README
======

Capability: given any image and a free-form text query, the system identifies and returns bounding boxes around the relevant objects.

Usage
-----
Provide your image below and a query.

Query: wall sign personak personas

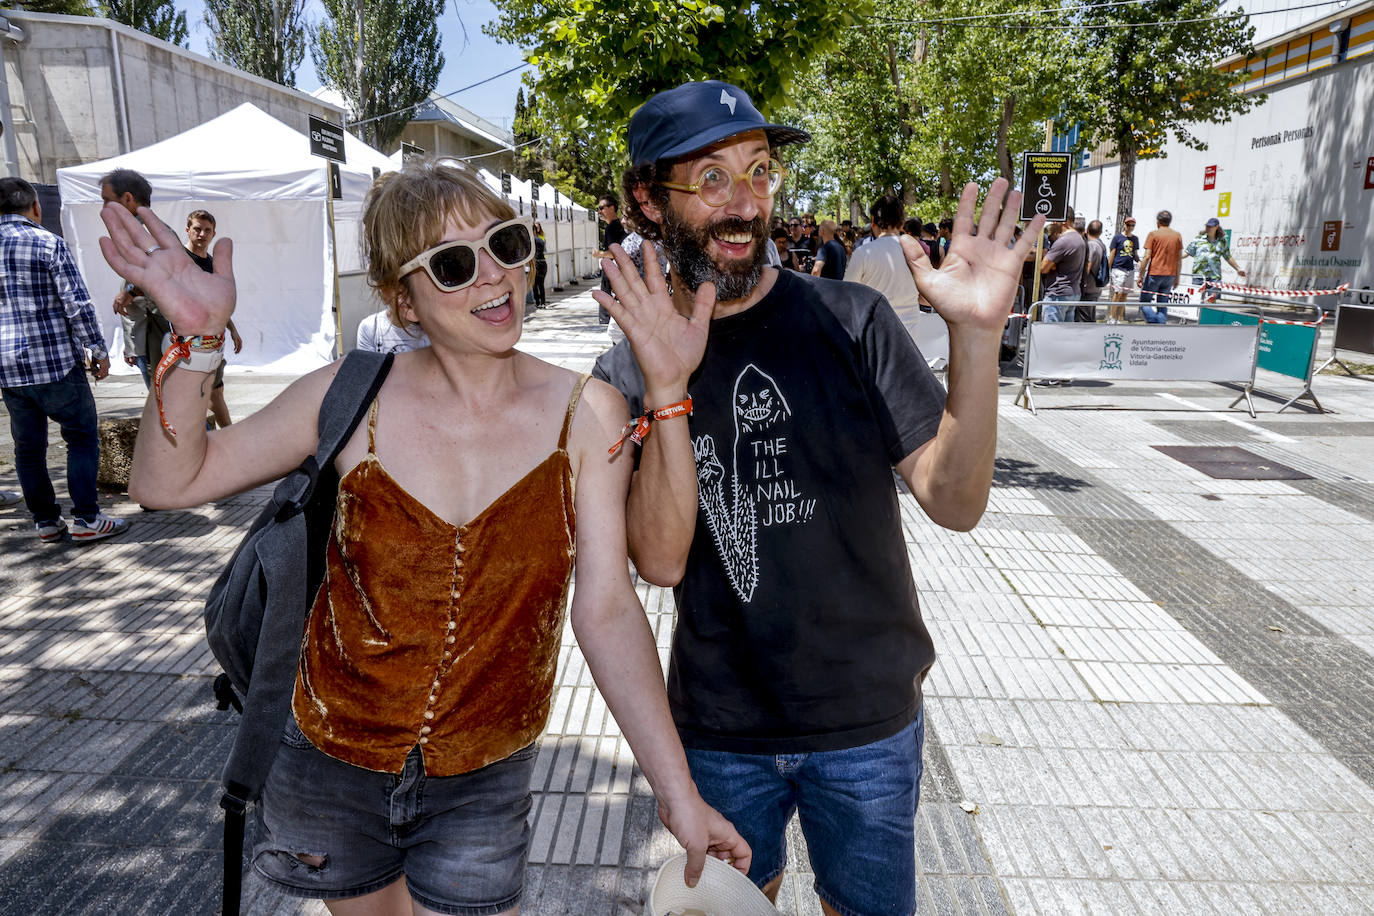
[308,115,347,163]
[1019,152,1071,222]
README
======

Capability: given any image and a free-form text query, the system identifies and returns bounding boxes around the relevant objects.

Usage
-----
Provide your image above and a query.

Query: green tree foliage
[311,0,445,151]
[204,0,308,87]
[101,0,187,45]
[511,79,618,206]
[786,0,1075,222]
[1068,0,1260,225]
[16,0,95,15]
[487,0,867,198]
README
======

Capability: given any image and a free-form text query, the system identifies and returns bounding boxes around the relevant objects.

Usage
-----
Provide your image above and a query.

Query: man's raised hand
[98,203,235,337]
[903,179,1044,334]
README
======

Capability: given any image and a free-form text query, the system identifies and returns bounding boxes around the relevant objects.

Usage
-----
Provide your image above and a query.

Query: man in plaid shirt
[0,177,129,543]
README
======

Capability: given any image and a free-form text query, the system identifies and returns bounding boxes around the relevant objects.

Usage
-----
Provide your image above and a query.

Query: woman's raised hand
[99,203,235,337]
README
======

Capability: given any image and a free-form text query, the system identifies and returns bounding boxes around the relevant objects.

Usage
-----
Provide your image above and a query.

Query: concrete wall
[3,11,342,183]
[1070,54,1373,299]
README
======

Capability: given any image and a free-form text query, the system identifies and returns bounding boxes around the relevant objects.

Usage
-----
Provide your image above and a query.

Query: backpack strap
[270,350,394,521]
[316,350,394,471]
[219,348,393,916]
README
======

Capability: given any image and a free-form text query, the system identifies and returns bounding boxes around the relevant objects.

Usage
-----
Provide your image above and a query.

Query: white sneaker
[36,518,67,542]
[0,489,22,508]
[70,513,130,543]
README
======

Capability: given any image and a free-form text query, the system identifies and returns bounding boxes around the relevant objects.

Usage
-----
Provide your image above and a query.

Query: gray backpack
[205,348,392,914]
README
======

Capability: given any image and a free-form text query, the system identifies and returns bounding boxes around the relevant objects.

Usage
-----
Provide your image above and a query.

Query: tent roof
[56,103,394,202]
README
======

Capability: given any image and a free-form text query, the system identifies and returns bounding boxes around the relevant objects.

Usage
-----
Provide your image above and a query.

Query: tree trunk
[996,94,1016,182]
[1117,143,1136,230]
[939,140,953,201]
[353,0,367,143]
[886,41,913,145]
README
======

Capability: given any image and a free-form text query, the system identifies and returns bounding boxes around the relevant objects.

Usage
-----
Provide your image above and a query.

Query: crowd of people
[1033,206,1247,326]
[595,185,1248,348]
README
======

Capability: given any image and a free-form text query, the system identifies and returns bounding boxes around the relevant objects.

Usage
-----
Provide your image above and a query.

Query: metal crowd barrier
[1315,290,1374,378]
[1011,292,1339,415]
[1012,300,1263,416]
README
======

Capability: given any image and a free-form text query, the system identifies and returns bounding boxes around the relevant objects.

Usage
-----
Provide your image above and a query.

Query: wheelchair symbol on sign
[1038,175,1054,197]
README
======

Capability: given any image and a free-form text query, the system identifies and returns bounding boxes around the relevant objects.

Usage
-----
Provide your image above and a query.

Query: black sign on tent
[501,172,512,195]
[308,115,346,163]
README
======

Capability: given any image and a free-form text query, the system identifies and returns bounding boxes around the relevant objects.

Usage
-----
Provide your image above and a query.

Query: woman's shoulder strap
[557,373,593,450]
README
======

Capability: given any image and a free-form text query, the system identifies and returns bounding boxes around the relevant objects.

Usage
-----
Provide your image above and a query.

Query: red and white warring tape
[1202,281,1350,298]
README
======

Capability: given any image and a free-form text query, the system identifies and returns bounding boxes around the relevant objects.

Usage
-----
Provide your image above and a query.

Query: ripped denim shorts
[251,714,538,916]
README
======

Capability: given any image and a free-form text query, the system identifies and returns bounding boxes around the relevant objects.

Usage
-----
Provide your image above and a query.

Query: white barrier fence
[1014,301,1262,416]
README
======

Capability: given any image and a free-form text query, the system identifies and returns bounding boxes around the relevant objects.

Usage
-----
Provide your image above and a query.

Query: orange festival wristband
[608,397,693,456]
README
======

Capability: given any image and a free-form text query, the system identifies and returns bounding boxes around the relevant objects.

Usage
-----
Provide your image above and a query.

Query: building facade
[1,10,343,184]
[1070,0,1374,297]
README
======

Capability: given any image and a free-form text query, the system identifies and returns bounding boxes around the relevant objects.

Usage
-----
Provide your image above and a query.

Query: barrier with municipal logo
[1026,322,1258,380]
[1015,301,1260,416]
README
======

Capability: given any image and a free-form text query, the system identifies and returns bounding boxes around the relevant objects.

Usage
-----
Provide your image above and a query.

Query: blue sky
[179,0,530,131]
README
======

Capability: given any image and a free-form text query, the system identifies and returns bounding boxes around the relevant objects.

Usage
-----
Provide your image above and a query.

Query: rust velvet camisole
[291,374,590,776]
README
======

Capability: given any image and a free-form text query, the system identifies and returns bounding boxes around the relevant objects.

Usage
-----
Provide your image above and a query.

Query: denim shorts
[251,715,537,915]
[683,706,925,916]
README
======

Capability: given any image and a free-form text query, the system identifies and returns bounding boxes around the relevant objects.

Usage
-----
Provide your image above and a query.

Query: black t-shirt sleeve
[858,292,948,464]
[604,219,629,247]
[591,342,647,469]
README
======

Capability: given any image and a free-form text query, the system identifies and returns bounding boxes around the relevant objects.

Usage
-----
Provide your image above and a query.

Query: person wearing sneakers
[0,177,129,543]
[98,160,747,911]
[593,81,1041,916]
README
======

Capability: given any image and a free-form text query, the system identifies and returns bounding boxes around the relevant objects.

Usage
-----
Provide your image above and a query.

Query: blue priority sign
[1019,152,1072,222]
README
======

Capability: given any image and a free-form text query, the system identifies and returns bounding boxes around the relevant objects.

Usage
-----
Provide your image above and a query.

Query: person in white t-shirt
[844,195,921,329]
[355,310,430,354]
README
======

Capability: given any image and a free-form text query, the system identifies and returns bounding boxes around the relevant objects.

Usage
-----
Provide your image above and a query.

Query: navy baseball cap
[1205,217,1221,227]
[628,81,810,167]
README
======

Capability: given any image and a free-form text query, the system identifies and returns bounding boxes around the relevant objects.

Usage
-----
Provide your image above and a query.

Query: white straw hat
[646,853,779,916]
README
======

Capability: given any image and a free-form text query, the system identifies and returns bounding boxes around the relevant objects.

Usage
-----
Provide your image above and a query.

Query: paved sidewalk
[2,290,1373,915]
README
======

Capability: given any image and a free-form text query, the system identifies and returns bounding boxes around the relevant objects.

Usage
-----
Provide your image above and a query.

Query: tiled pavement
[2,288,1374,915]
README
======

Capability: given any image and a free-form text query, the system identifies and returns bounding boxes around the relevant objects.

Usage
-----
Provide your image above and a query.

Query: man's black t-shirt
[600,218,629,295]
[603,217,628,249]
[188,250,213,273]
[1110,233,1140,271]
[594,271,946,753]
[816,238,847,280]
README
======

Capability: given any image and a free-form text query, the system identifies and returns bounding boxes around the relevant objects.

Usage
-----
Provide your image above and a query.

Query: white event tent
[57,103,394,374]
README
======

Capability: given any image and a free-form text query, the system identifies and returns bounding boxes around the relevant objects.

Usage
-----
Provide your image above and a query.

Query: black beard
[660,206,768,302]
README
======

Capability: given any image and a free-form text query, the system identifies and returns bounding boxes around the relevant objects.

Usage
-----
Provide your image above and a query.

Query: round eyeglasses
[658,158,784,208]
[398,218,534,291]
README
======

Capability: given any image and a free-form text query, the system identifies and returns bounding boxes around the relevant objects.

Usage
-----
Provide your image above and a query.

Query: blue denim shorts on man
[251,715,537,915]
[683,706,925,916]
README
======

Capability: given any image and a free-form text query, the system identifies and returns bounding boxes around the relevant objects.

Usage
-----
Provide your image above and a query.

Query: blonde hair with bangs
[363,159,516,328]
